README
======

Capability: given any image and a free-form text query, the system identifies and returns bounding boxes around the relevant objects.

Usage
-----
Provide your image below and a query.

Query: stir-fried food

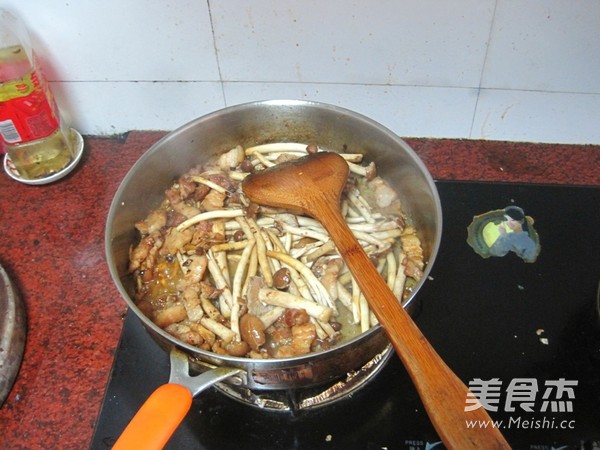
[129,143,425,359]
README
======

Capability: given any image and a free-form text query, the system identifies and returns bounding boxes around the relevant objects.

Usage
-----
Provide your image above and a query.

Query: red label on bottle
[0,68,60,144]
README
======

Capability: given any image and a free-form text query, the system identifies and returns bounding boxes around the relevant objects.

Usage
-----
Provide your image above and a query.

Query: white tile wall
[482,0,600,93]
[2,0,600,144]
[55,81,224,135]
[224,82,479,139]
[473,89,600,143]
[211,1,495,87]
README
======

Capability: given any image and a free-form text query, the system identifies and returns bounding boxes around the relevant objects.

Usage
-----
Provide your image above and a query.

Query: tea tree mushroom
[128,143,424,359]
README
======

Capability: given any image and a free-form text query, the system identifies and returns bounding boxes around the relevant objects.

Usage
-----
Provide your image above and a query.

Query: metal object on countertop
[0,263,26,406]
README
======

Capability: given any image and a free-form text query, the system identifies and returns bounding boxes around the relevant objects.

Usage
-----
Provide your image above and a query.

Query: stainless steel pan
[105,99,442,448]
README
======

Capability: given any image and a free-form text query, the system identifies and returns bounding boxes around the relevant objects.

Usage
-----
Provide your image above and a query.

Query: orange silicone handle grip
[112,383,192,450]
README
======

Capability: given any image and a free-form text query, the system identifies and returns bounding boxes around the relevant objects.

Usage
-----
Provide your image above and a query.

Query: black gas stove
[91,181,600,450]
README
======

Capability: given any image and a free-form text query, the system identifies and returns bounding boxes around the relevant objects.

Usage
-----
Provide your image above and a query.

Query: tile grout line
[206,0,227,106]
[470,0,499,139]
[49,80,600,96]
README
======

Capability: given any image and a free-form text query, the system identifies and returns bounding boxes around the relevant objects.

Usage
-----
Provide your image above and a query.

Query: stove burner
[91,183,600,450]
[213,345,393,412]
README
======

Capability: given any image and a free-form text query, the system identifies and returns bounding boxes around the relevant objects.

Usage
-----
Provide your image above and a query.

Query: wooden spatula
[242,151,510,449]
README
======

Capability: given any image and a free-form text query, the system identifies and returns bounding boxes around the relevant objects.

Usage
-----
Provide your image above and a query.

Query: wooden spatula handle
[315,198,510,449]
[242,151,510,448]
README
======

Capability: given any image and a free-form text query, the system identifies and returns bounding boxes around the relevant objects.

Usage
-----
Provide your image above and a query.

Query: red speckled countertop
[0,131,598,449]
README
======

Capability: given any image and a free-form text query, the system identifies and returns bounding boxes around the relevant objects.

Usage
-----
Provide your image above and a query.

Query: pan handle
[111,383,192,450]
[112,348,242,450]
